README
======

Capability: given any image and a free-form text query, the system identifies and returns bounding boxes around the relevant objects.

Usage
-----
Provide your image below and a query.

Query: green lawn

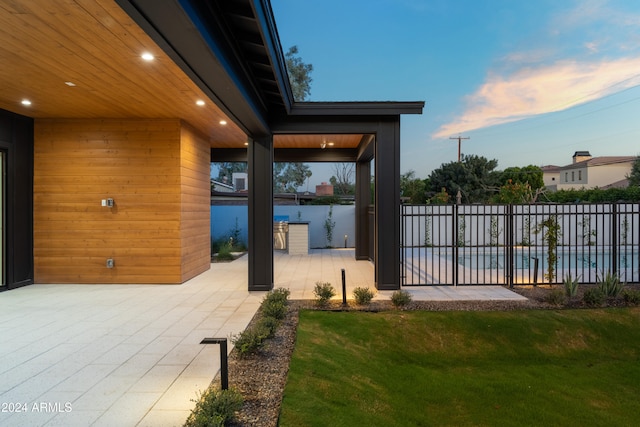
[279,308,640,426]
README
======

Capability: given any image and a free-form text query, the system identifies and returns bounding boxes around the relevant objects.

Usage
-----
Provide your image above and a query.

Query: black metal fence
[401,203,640,286]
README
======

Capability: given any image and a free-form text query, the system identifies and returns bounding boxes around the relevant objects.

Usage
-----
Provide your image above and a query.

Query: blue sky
[271,0,640,185]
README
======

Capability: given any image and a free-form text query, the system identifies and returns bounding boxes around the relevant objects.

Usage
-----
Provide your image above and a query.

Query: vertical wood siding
[180,122,211,282]
[34,118,211,284]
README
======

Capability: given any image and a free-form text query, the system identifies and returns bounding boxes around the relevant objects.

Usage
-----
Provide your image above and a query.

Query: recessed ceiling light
[21,99,31,106]
[196,100,205,106]
[244,142,249,146]
[141,52,154,61]
[328,142,335,146]
[64,81,76,87]
[219,120,227,125]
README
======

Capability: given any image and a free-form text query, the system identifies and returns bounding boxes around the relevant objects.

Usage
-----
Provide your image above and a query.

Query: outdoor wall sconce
[101,198,114,208]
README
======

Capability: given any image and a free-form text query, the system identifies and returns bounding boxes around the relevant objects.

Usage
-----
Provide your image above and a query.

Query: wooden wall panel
[33,118,196,284]
[179,123,212,282]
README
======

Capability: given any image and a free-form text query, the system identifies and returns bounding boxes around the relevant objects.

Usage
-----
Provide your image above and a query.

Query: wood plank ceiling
[0,0,364,151]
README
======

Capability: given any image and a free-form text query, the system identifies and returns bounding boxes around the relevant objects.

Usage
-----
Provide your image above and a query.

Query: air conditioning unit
[232,172,248,191]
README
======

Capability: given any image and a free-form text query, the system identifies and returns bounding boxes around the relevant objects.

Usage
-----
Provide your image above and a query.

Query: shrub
[263,288,290,306]
[597,270,625,298]
[257,316,280,338]
[232,326,269,357]
[622,289,640,306]
[185,387,243,427]
[314,282,336,306]
[563,273,580,297]
[261,299,287,320]
[216,241,235,261]
[583,287,605,307]
[352,287,375,305]
[391,290,412,308]
[546,289,566,306]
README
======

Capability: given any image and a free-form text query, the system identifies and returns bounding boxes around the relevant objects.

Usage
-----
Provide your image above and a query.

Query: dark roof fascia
[116,0,271,136]
[270,114,401,135]
[288,101,425,116]
[250,0,295,113]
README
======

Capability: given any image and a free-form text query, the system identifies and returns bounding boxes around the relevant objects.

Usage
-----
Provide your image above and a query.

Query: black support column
[374,119,401,290]
[247,135,273,291]
[355,160,371,261]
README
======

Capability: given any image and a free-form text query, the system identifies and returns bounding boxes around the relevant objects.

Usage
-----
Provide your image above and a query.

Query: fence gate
[401,203,640,286]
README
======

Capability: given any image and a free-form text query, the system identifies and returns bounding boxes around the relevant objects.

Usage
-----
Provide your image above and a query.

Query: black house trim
[0,109,34,291]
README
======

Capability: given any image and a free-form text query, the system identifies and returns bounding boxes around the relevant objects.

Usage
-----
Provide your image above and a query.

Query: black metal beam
[374,119,401,290]
[211,148,248,162]
[211,148,359,162]
[275,148,358,162]
[355,160,371,261]
[270,116,393,135]
[247,135,274,291]
[357,135,375,162]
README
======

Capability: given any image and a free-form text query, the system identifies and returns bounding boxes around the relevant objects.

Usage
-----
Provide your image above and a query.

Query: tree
[269,46,314,192]
[428,154,499,204]
[330,163,355,195]
[492,179,545,204]
[274,162,312,193]
[212,162,246,184]
[627,155,640,187]
[285,46,313,101]
[499,165,544,190]
[211,47,314,193]
[400,170,427,204]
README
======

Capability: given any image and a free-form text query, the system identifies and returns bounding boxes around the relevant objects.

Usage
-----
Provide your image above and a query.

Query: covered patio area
[0,251,525,426]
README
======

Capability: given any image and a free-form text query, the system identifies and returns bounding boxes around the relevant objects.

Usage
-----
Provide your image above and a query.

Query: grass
[279,308,640,426]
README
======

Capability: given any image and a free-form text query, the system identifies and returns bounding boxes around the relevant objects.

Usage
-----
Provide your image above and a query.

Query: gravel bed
[207,284,640,427]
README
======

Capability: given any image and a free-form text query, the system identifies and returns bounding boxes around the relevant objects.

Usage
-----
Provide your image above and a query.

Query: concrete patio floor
[0,249,525,427]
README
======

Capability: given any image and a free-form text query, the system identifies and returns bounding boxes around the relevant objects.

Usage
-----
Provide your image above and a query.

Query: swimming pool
[402,246,640,285]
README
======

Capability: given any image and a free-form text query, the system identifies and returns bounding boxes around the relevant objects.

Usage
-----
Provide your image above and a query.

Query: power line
[450,135,470,162]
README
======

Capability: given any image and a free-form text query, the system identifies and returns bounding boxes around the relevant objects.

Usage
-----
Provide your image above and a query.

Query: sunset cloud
[432,57,640,139]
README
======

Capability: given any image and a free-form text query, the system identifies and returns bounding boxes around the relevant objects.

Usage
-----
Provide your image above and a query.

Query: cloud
[432,57,640,139]
[585,42,599,53]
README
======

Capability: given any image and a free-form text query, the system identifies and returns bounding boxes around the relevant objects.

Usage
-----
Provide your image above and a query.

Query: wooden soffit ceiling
[0,0,247,147]
[0,0,375,152]
[274,134,364,149]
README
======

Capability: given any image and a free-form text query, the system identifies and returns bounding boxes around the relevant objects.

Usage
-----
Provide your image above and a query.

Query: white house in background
[541,165,561,190]
[543,151,635,191]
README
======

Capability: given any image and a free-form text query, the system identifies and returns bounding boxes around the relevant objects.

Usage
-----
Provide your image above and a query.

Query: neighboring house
[541,165,561,191]
[0,0,423,291]
[542,151,635,191]
[211,180,235,193]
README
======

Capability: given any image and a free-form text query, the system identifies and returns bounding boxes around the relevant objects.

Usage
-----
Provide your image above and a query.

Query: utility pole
[450,135,470,162]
